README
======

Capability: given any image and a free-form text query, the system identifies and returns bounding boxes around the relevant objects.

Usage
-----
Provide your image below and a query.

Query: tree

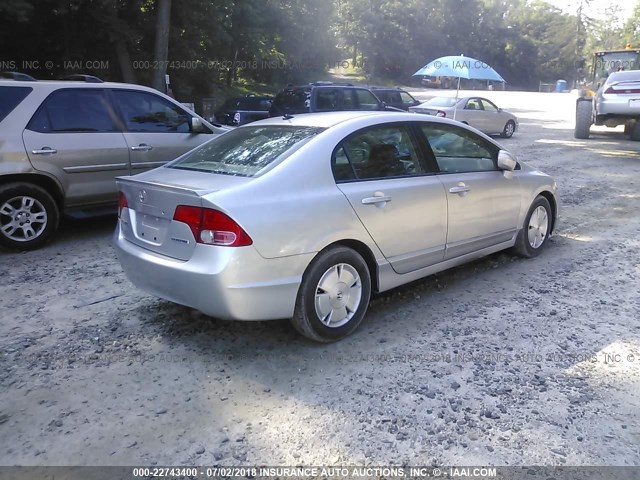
[152,0,172,92]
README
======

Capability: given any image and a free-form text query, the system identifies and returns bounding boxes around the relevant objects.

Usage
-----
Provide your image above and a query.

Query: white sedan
[409,96,519,138]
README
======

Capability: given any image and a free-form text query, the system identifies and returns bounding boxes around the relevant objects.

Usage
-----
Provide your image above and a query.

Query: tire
[513,196,552,258]
[574,100,592,139]
[500,120,516,138]
[291,246,371,342]
[0,183,59,251]
[630,121,640,141]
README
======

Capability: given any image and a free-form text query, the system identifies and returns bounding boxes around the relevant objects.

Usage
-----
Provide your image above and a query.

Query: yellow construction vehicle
[574,44,640,140]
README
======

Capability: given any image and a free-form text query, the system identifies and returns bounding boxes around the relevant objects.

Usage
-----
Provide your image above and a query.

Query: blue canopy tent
[413,55,505,119]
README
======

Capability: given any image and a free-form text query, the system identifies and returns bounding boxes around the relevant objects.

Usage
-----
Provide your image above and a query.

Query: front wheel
[513,196,552,258]
[292,246,371,342]
[0,183,59,251]
[501,120,516,138]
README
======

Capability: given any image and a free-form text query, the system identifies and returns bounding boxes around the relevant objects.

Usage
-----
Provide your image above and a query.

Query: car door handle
[362,195,392,205]
[449,184,471,194]
[32,147,57,155]
[131,144,153,151]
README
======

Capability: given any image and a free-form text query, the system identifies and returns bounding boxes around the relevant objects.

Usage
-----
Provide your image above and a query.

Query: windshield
[423,97,458,108]
[593,51,640,83]
[168,125,323,177]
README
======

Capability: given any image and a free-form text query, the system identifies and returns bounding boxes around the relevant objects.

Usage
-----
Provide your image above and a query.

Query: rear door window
[333,124,425,181]
[26,89,117,133]
[0,86,32,123]
[354,89,381,110]
[315,88,341,111]
[273,89,309,113]
[113,90,190,133]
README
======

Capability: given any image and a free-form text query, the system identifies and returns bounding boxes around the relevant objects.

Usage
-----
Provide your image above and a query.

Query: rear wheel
[292,246,371,342]
[513,196,552,258]
[501,120,516,138]
[0,183,59,251]
[574,100,592,139]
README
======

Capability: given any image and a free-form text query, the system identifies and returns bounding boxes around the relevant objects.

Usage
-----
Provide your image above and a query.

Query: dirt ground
[1,91,639,467]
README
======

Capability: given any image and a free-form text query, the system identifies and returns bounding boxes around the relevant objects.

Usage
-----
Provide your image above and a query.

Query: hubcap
[527,206,548,249]
[505,122,514,136]
[314,263,362,328]
[0,196,48,242]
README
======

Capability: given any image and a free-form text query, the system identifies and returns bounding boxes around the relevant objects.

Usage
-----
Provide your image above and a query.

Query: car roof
[370,87,409,92]
[279,84,368,91]
[238,110,472,129]
[0,79,158,91]
[607,70,640,82]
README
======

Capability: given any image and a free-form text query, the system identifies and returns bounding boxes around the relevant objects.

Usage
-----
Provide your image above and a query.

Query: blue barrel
[555,79,567,92]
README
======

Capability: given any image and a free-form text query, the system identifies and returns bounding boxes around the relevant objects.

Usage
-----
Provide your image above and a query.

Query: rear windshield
[0,86,32,123]
[168,125,323,177]
[424,97,458,107]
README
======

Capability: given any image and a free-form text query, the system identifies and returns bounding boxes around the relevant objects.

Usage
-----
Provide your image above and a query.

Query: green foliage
[0,0,636,98]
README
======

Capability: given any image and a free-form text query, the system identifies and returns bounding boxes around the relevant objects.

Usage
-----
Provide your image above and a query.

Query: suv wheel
[574,100,592,139]
[0,183,59,251]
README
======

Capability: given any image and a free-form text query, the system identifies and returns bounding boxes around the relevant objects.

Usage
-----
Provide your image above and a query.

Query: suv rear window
[0,86,32,123]
[168,125,323,177]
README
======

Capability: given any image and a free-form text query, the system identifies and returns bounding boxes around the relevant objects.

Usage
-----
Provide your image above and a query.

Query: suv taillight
[173,205,252,247]
[118,191,128,218]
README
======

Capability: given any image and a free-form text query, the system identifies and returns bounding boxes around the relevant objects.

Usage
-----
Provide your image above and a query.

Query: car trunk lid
[116,168,250,260]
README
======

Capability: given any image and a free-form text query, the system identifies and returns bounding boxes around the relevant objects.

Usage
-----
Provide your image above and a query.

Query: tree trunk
[152,0,172,92]
[114,37,137,84]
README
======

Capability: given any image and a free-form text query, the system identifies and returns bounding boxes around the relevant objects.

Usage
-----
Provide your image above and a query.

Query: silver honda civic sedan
[114,111,558,342]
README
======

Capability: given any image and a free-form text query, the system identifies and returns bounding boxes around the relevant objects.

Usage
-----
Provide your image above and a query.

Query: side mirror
[497,150,517,171]
[497,107,503,112]
[189,117,205,133]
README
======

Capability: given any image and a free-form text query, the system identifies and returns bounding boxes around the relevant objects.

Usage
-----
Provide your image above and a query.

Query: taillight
[118,191,128,218]
[436,110,446,117]
[605,86,640,94]
[173,205,252,247]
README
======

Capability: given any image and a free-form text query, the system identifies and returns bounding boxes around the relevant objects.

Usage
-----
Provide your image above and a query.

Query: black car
[269,82,398,117]
[370,87,420,111]
[214,95,273,126]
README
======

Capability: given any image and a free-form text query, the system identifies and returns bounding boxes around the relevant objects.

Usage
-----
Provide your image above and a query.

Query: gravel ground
[1,91,639,467]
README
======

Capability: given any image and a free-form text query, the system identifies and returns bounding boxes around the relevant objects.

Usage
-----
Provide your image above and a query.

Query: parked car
[214,95,273,126]
[114,111,558,342]
[0,76,228,250]
[409,96,519,137]
[268,82,400,117]
[370,87,421,110]
[580,70,640,140]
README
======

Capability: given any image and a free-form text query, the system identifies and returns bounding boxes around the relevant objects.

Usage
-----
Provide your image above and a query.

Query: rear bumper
[113,226,315,321]
[596,96,640,117]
